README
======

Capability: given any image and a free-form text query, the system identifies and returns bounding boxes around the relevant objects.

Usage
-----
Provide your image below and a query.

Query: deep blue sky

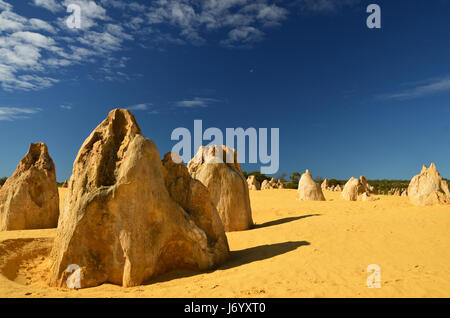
[1,0,449,181]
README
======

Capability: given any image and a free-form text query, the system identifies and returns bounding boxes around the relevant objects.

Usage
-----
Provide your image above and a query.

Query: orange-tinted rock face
[48,109,229,289]
[408,163,450,206]
[0,142,59,231]
[188,145,253,232]
[297,170,325,201]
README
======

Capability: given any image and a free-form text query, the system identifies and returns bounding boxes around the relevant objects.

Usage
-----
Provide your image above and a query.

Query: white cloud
[220,26,264,48]
[127,103,151,111]
[60,104,72,110]
[380,76,450,100]
[176,97,220,108]
[0,10,27,32]
[61,0,108,30]
[29,18,57,33]
[0,0,11,10]
[32,0,63,13]
[0,0,136,91]
[0,107,41,121]
[144,0,288,47]
[0,0,289,91]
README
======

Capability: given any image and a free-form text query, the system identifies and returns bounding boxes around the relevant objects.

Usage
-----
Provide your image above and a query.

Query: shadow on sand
[220,240,310,270]
[146,240,310,285]
[252,214,321,229]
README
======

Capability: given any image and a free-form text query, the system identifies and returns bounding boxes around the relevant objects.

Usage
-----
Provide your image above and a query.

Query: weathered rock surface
[360,176,377,194]
[408,163,450,206]
[188,145,253,232]
[342,177,366,201]
[0,143,59,231]
[321,179,329,191]
[261,179,272,190]
[247,176,260,190]
[342,176,379,201]
[48,109,229,289]
[260,178,284,190]
[297,170,325,201]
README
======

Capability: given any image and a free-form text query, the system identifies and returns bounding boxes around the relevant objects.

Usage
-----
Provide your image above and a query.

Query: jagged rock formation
[408,163,450,206]
[247,176,261,190]
[48,109,229,289]
[261,179,272,190]
[321,179,329,191]
[342,177,378,201]
[360,176,377,194]
[188,145,253,232]
[0,143,59,231]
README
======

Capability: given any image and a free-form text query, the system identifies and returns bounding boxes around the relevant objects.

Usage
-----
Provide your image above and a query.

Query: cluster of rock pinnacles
[0,108,449,289]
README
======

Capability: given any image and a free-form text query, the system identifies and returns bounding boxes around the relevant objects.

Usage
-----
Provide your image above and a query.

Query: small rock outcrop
[360,176,377,194]
[341,177,378,201]
[261,179,272,190]
[321,179,329,191]
[408,163,450,206]
[297,170,325,201]
[260,178,284,190]
[0,143,59,231]
[188,145,253,232]
[48,109,229,289]
[247,176,261,190]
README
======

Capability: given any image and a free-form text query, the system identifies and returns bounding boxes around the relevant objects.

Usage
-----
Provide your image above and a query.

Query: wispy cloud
[380,76,450,100]
[176,97,220,108]
[143,0,288,48]
[293,0,360,13]
[126,103,150,111]
[60,104,72,110]
[0,0,135,91]
[32,0,63,13]
[0,107,41,120]
[1,0,348,92]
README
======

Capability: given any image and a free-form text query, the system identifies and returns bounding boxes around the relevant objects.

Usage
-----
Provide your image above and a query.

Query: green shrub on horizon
[244,171,271,184]
[0,177,7,187]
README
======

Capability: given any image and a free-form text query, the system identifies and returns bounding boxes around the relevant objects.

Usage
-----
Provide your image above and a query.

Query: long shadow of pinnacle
[146,240,310,285]
[252,214,321,230]
[219,240,311,270]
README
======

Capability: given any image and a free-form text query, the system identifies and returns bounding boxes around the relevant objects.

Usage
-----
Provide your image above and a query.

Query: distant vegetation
[241,171,450,194]
[365,180,410,194]
[242,171,271,184]
[0,177,7,186]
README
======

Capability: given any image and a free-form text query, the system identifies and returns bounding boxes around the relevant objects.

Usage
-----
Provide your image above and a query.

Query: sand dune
[0,189,448,298]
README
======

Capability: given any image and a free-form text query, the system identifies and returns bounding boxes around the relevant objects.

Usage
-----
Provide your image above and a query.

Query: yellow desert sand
[0,188,448,298]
